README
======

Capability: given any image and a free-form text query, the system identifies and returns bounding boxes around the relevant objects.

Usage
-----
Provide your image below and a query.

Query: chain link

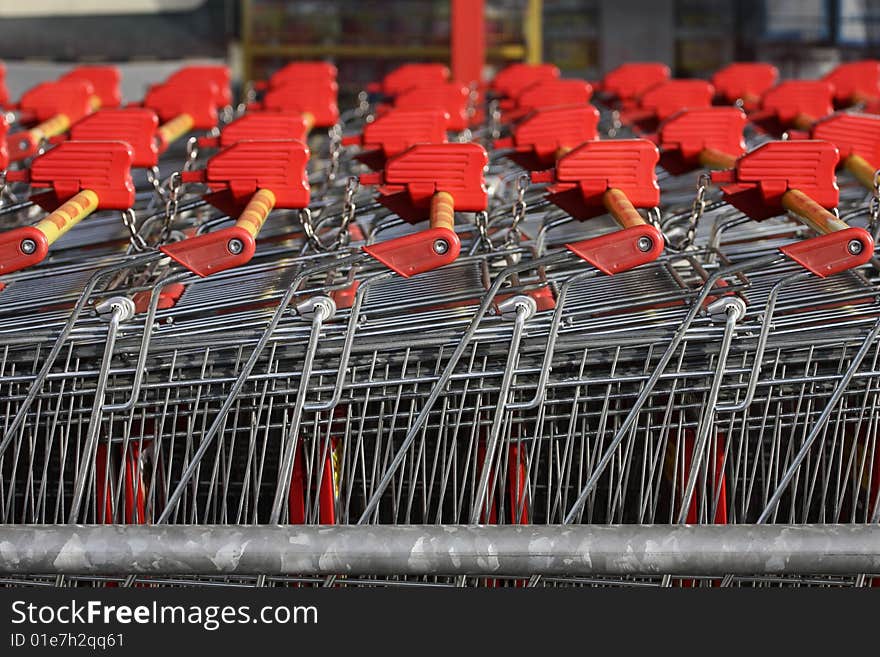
[160,172,182,244]
[184,137,199,172]
[504,173,530,247]
[325,125,343,186]
[474,210,492,251]
[122,208,148,252]
[679,172,711,250]
[303,176,359,252]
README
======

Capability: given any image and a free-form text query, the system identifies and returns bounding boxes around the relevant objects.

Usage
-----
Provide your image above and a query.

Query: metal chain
[607,110,622,138]
[869,169,880,240]
[184,137,199,171]
[303,177,358,252]
[488,100,502,141]
[325,125,343,186]
[504,173,530,247]
[474,210,492,251]
[331,176,359,249]
[680,172,711,250]
[122,208,147,253]
[146,166,166,201]
[161,172,182,244]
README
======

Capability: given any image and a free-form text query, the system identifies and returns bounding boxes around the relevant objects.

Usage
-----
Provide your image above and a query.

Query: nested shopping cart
[2,59,880,590]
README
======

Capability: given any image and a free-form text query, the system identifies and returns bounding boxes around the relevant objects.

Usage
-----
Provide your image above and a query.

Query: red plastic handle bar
[68,108,160,168]
[342,108,449,170]
[600,62,670,102]
[197,112,309,149]
[143,79,219,133]
[258,78,340,129]
[811,112,880,189]
[500,78,593,117]
[491,63,560,99]
[391,81,471,131]
[7,79,97,161]
[494,104,600,171]
[265,61,338,90]
[368,63,451,97]
[712,62,779,107]
[710,140,873,276]
[758,80,835,131]
[165,65,232,108]
[60,65,122,109]
[658,107,747,174]
[824,60,880,106]
[0,141,135,275]
[359,142,488,277]
[160,140,310,277]
[535,138,660,220]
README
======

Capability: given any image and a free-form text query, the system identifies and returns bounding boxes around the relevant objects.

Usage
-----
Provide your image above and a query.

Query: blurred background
[1,1,880,102]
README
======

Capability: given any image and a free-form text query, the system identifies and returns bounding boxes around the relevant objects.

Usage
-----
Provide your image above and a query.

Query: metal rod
[1,525,879,576]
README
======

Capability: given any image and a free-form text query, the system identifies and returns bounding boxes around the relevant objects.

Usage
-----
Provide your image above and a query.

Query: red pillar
[451,0,485,87]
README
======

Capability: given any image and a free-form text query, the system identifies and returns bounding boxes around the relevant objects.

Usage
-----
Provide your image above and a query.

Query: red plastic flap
[0,226,49,275]
[711,62,779,105]
[491,63,560,98]
[500,104,599,170]
[811,112,880,168]
[18,79,94,123]
[143,80,218,129]
[779,226,873,277]
[392,81,470,131]
[761,80,834,126]
[195,139,310,212]
[69,108,159,168]
[637,79,714,121]
[658,106,747,171]
[366,142,488,223]
[546,139,660,220]
[215,112,308,147]
[60,65,122,108]
[363,226,461,277]
[504,78,593,114]
[372,63,450,97]
[268,61,338,89]
[261,78,339,128]
[601,62,670,102]
[160,225,256,277]
[165,65,232,107]
[710,140,839,220]
[356,108,449,167]
[566,224,664,275]
[824,60,880,105]
[28,140,135,210]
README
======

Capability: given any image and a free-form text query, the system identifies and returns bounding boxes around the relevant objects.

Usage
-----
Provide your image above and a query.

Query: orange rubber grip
[157,113,195,148]
[602,188,647,230]
[303,111,315,133]
[698,148,739,171]
[31,114,71,142]
[235,189,276,239]
[781,189,849,235]
[792,113,815,131]
[430,191,455,231]
[33,189,99,245]
[844,154,877,190]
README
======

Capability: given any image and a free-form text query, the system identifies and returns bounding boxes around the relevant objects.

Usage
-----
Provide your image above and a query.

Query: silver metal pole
[0,524,879,576]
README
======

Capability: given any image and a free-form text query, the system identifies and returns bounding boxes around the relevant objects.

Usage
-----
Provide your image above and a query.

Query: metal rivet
[848,239,864,255]
[433,239,449,255]
[18,140,29,151]
[227,238,244,255]
[637,236,653,252]
[20,239,36,255]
